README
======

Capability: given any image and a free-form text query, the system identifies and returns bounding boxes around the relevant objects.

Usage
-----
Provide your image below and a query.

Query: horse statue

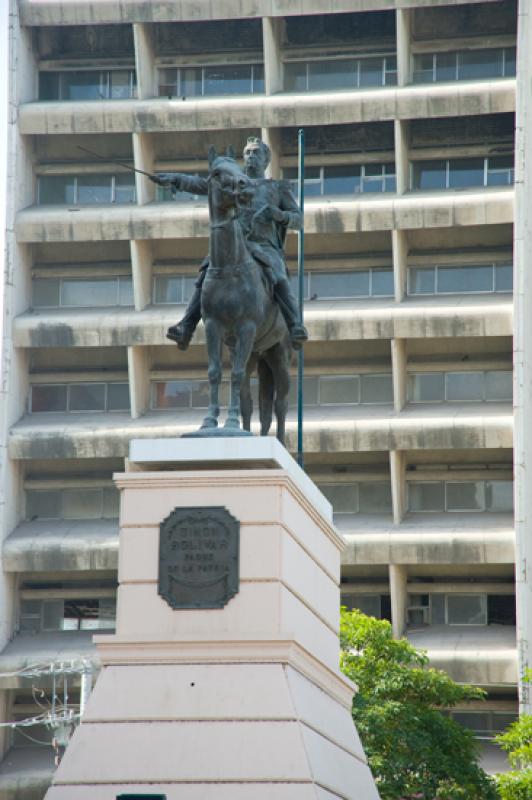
[195,146,292,443]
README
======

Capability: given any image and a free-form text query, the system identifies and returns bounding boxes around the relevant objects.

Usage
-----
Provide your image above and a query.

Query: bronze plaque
[158,506,239,609]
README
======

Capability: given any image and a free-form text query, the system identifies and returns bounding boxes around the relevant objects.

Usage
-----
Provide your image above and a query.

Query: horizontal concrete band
[15,190,514,242]
[18,82,515,135]
[13,299,514,348]
[8,412,513,459]
[18,0,507,26]
[424,648,518,685]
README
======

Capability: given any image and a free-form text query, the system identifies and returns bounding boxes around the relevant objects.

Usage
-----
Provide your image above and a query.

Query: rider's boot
[274,279,309,350]
[166,270,205,350]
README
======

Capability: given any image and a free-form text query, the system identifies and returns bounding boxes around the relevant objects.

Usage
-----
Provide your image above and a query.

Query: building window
[38,174,136,205]
[408,370,512,403]
[33,276,133,308]
[39,69,137,100]
[151,373,393,411]
[407,480,513,513]
[341,593,392,621]
[408,263,512,295]
[285,54,397,92]
[411,156,514,191]
[284,163,396,196]
[30,382,130,413]
[20,597,116,632]
[154,172,208,203]
[451,710,518,738]
[412,47,516,84]
[407,593,515,628]
[317,482,393,514]
[26,486,119,520]
[158,64,264,97]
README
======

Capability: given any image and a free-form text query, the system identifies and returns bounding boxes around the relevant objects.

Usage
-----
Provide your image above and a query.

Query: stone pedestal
[45,438,379,799]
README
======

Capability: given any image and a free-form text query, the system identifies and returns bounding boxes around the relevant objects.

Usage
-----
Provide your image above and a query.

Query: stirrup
[166,324,193,351]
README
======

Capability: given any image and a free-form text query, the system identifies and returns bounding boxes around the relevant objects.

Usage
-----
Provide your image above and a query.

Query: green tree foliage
[339,608,498,800]
[495,670,532,800]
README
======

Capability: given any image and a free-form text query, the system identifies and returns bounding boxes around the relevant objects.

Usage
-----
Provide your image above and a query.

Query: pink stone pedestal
[45,438,379,800]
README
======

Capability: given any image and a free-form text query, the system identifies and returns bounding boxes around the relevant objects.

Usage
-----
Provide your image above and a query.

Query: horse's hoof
[200,417,218,430]
[223,418,240,430]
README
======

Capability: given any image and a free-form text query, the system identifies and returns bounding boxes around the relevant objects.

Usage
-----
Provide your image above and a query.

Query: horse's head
[207,146,254,213]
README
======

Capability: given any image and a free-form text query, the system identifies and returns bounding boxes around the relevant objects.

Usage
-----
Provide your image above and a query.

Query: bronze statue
[151,137,308,352]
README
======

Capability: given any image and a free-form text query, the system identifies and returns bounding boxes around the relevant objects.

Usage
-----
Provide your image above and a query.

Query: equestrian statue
[150,137,308,443]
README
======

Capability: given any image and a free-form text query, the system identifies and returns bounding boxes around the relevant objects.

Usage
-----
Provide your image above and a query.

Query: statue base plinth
[44,439,379,800]
[181,426,254,438]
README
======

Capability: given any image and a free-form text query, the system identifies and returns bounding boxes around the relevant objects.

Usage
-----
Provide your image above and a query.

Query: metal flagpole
[297,128,305,468]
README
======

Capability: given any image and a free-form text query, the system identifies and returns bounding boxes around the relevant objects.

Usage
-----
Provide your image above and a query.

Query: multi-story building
[1,0,530,795]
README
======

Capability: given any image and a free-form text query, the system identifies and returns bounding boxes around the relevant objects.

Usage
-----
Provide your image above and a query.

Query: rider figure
[151,137,309,351]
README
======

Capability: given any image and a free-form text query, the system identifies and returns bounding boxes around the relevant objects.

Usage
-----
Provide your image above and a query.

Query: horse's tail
[258,358,274,436]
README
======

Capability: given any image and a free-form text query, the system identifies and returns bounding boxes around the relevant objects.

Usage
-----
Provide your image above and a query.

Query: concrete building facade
[0,0,529,795]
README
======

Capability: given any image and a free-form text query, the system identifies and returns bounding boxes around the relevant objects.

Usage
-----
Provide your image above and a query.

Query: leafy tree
[495,670,532,800]
[339,608,498,800]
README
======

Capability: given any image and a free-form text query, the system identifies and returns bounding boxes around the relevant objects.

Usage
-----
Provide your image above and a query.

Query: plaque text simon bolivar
[158,506,239,609]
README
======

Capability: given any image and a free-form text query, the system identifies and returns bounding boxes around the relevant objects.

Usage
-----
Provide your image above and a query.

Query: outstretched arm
[150,172,208,195]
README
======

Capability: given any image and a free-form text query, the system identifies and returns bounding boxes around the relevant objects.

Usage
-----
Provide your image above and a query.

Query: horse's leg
[266,342,291,445]
[200,318,223,430]
[258,358,274,436]
[225,321,256,430]
[241,354,256,432]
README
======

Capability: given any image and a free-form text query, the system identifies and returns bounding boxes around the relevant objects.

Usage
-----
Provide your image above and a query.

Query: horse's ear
[226,145,236,160]
[208,146,217,167]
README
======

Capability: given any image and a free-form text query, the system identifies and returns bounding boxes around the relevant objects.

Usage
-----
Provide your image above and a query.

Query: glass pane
[154,276,182,304]
[288,376,318,407]
[285,62,307,92]
[311,271,369,298]
[107,383,130,411]
[33,278,60,307]
[409,482,445,512]
[446,372,484,401]
[431,593,446,624]
[319,376,360,405]
[486,481,513,512]
[323,165,361,195]
[308,59,355,91]
[351,595,381,617]
[98,598,117,628]
[183,276,197,301]
[159,68,178,96]
[77,174,112,204]
[485,371,512,402]
[409,373,445,403]
[359,57,384,87]
[68,383,106,411]
[492,713,518,732]
[26,490,62,520]
[61,279,117,307]
[319,483,357,513]
[371,269,394,296]
[412,160,447,190]
[487,156,514,187]
[153,380,191,409]
[31,384,67,412]
[447,594,487,625]
[384,56,397,85]
[39,176,75,205]
[110,70,132,99]
[435,51,457,82]
[118,277,134,306]
[409,267,435,295]
[453,712,491,733]
[20,600,42,633]
[437,265,492,294]
[413,54,434,84]
[204,64,251,95]
[39,72,60,100]
[252,64,264,93]
[289,272,310,302]
[42,600,64,630]
[191,380,210,408]
[63,488,102,519]
[114,173,136,203]
[361,374,393,404]
[180,67,202,97]
[63,71,102,100]
[458,49,503,80]
[446,481,484,511]
[359,482,392,513]
[103,487,120,517]
[504,47,516,77]
[448,158,484,189]
[495,263,513,292]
